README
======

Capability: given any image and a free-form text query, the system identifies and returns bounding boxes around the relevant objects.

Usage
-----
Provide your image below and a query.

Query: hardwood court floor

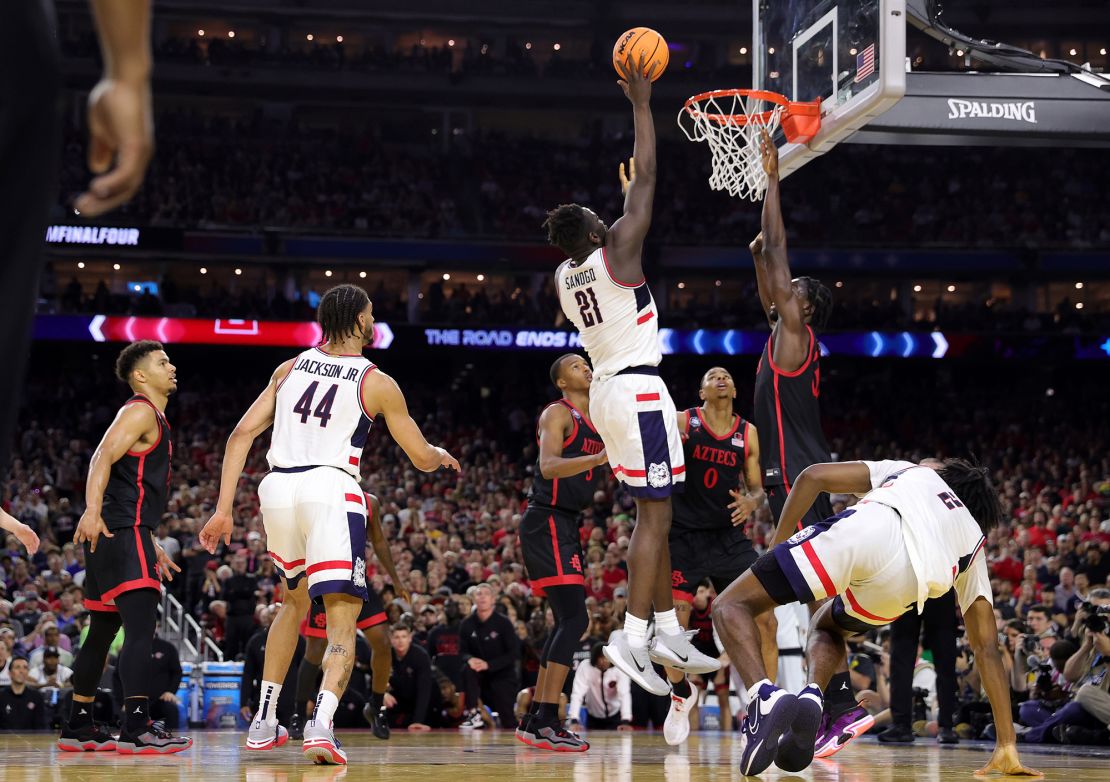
[4,729,1106,781]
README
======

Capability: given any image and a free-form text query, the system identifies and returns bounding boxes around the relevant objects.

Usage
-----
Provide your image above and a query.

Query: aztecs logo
[671,570,686,589]
[786,526,817,546]
[647,462,671,489]
[352,556,367,588]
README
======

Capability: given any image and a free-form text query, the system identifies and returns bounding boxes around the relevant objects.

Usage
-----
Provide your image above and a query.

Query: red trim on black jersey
[531,574,586,589]
[548,516,565,578]
[124,397,164,456]
[773,373,792,493]
[743,421,752,466]
[357,612,388,629]
[560,398,598,434]
[766,326,816,378]
[84,599,119,613]
[600,246,645,289]
[101,576,162,603]
[692,408,742,441]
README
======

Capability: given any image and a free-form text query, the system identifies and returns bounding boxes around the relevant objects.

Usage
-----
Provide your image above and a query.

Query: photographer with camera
[1011,606,1056,697]
[1021,589,1110,744]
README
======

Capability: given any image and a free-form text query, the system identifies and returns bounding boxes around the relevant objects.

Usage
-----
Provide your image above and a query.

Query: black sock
[370,691,385,714]
[124,697,150,734]
[824,672,855,713]
[69,699,94,729]
[672,677,692,699]
[535,701,559,726]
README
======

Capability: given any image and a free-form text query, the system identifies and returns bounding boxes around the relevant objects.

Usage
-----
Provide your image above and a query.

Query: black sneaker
[1055,724,1110,746]
[362,703,391,740]
[937,726,959,744]
[58,722,117,752]
[116,722,193,755]
[289,713,304,741]
[877,724,915,743]
[529,722,589,753]
[515,713,535,744]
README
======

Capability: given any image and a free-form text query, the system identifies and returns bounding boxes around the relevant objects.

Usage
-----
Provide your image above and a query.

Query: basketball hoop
[678,89,821,201]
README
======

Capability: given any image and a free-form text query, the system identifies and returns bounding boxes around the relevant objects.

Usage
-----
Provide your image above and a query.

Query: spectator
[239,604,302,728]
[221,550,259,659]
[29,646,72,690]
[0,657,47,730]
[426,598,464,687]
[458,583,520,729]
[568,642,633,731]
[384,624,434,731]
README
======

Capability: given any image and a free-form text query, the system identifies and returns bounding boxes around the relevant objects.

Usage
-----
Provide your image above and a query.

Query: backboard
[754,0,907,176]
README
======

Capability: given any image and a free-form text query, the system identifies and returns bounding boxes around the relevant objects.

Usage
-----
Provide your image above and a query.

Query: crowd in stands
[2,352,1108,737]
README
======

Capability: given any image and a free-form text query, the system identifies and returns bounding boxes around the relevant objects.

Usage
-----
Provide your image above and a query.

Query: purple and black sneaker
[813,704,875,759]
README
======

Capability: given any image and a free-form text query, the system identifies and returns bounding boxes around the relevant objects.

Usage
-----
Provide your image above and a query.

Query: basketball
[612,27,669,81]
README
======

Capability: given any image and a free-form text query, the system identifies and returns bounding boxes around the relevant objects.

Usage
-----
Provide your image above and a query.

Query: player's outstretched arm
[365,371,460,473]
[965,597,1043,778]
[76,0,154,217]
[0,508,39,555]
[76,402,155,551]
[201,360,289,552]
[607,52,658,283]
[770,462,871,546]
[538,404,607,479]
[366,493,410,604]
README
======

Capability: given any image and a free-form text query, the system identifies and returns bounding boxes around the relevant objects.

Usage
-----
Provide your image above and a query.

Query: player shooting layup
[544,53,717,695]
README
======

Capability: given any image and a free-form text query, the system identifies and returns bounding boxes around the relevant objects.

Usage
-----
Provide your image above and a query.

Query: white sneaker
[302,719,347,765]
[603,633,670,696]
[458,710,485,730]
[649,630,721,675]
[245,716,289,751]
[663,679,698,746]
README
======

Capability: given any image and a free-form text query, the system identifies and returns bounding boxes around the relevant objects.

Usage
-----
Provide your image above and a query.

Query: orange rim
[682,88,789,127]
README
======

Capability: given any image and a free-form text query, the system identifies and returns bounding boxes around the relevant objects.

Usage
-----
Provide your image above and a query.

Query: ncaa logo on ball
[616,30,636,57]
[786,526,817,546]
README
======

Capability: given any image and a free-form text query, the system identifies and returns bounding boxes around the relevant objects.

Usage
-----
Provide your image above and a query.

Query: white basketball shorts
[590,367,685,499]
[756,501,918,633]
[258,466,369,601]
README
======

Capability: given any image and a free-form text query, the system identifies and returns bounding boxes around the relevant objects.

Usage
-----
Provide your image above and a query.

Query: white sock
[746,678,774,702]
[257,681,281,725]
[314,690,340,727]
[624,613,650,649]
[655,608,681,635]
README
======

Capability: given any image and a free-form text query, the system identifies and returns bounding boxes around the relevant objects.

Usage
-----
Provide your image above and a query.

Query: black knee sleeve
[70,610,123,697]
[114,589,160,699]
[542,585,588,667]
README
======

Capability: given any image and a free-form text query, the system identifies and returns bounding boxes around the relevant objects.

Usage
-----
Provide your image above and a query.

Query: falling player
[200,284,458,765]
[662,367,769,745]
[291,493,402,741]
[60,340,190,754]
[749,129,862,757]
[517,353,608,752]
[712,458,1042,779]
[544,52,718,695]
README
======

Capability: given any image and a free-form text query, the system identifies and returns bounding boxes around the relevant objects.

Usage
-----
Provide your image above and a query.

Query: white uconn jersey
[268,347,376,477]
[557,247,660,380]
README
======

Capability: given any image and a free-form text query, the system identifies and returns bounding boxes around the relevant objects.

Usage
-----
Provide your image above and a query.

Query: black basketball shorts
[668,525,758,603]
[767,485,834,531]
[300,588,388,638]
[521,505,585,595]
[83,526,162,612]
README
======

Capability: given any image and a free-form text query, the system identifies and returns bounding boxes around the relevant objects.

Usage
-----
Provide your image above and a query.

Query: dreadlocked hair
[317,284,370,344]
[935,457,1003,533]
[548,353,579,387]
[115,340,164,383]
[799,276,833,333]
[542,204,589,255]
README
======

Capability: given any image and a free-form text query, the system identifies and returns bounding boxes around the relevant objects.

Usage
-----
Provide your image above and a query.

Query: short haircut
[542,204,589,255]
[1026,604,1050,619]
[700,366,730,387]
[549,353,579,387]
[390,623,411,634]
[317,284,371,344]
[799,276,833,332]
[115,340,164,383]
[590,641,606,667]
[935,457,1004,533]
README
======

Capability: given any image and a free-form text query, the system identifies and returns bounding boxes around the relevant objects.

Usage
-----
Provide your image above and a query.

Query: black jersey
[101,395,173,531]
[672,408,751,531]
[527,399,604,514]
[753,325,830,490]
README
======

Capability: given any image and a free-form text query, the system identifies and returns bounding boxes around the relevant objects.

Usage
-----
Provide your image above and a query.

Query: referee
[0,0,153,473]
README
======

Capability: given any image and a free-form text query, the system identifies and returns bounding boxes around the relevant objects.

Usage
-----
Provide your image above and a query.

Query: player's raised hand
[75,76,154,217]
[619,158,636,194]
[974,744,1042,778]
[758,129,779,179]
[200,509,234,554]
[74,509,114,552]
[617,51,657,105]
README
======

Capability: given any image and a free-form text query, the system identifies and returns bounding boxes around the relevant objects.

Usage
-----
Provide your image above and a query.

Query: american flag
[854,43,876,83]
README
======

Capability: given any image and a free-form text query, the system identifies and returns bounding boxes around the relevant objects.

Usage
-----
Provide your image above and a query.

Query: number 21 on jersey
[575,287,604,327]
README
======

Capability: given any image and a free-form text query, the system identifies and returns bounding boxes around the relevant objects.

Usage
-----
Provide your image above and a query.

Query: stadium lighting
[306,34,314,41]
[1069,48,1078,56]
[228,30,235,38]
[359,271,366,278]
[715,280,722,287]
[768,47,775,54]
[442,273,451,281]
[133,285,142,292]
[235,268,242,275]
[477,274,485,282]
[1076,282,1084,289]
[913,284,922,292]
[336,35,344,43]
[1076,302,1084,310]
[112,263,120,270]
[849,48,857,56]
[77,262,85,269]
[677,282,686,290]
[553,43,561,51]
[739,47,748,55]
[947,284,956,293]
[200,267,207,274]
[955,49,964,57]
[325,270,333,277]
[448,39,455,47]
[1102,48,1107,56]
[835,281,844,288]
[525,42,533,50]
[197,29,205,37]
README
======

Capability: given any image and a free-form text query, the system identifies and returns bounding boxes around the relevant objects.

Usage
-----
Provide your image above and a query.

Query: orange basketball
[612,27,669,82]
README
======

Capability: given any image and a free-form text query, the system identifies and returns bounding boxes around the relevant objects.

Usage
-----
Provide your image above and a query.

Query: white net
[678,91,785,202]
